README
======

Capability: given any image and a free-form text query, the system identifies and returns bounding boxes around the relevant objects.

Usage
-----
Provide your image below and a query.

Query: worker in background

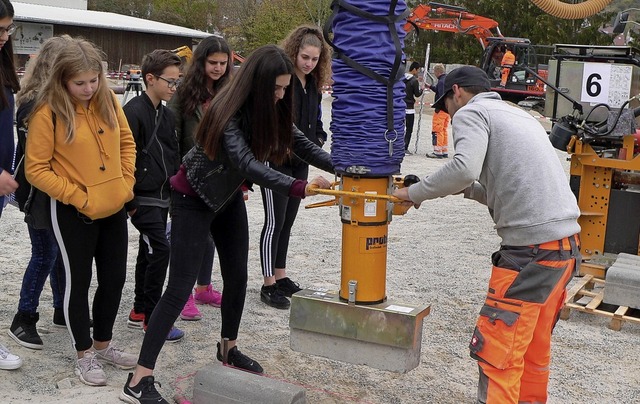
[489,47,504,79]
[500,46,515,87]
[427,63,449,159]
[403,61,422,154]
[393,66,581,404]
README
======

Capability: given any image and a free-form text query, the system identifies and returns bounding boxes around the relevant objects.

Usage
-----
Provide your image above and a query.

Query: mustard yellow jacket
[25,95,136,220]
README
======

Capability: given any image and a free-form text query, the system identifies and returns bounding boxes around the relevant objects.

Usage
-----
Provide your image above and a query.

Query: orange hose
[530,0,612,19]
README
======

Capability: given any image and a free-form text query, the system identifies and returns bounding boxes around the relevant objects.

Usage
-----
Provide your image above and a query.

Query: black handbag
[182,144,247,213]
[23,187,51,229]
[182,145,226,211]
[13,112,55,229]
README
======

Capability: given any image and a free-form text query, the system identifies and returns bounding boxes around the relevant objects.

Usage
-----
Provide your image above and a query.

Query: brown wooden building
[12,2,212,72]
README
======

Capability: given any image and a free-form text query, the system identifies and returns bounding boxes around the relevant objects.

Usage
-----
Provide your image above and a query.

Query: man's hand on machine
[392,187,421,209]
[305,176,332,196]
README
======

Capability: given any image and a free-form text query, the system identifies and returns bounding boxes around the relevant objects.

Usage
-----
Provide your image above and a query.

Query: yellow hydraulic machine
[289,174,430,373]
[545,44,640,278]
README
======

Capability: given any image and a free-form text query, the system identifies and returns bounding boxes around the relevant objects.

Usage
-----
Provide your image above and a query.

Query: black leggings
[404,112,415,150]
[138,190,249,370]
[51,201,127,352]
[259,162,308,277]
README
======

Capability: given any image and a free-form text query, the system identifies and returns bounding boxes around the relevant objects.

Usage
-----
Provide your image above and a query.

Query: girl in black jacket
[259,25,332,309]
[121,44,334,403]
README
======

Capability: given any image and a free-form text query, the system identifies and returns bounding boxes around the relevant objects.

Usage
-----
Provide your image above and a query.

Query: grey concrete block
[289,289,430,373]
[192,362,306,404]
[603,253,640,309]
[290,326,424,373]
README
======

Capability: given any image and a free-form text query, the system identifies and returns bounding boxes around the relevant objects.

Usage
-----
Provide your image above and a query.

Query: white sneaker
[0,343,22,370]
[95,344,137,369]
[75,351,107,386]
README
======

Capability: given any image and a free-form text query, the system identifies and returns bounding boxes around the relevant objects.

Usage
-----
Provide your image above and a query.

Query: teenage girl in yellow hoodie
[25,37,137,387]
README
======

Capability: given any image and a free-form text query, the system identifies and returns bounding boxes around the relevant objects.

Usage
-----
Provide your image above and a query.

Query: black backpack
[13,106,55,229]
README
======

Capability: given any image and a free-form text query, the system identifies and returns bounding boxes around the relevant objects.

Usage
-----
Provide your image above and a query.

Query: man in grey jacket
[394,65,581,404]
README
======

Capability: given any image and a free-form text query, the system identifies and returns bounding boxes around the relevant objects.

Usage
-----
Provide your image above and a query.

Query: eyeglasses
[0,24,16,37]
[154,75,181,89]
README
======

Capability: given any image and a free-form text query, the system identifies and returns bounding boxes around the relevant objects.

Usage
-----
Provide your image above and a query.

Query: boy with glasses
[122,49,184,342]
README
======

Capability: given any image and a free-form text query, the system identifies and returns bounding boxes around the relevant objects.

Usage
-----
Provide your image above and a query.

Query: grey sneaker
[0,343,22,370]
[75,351,107,386]
[95,345,137,370]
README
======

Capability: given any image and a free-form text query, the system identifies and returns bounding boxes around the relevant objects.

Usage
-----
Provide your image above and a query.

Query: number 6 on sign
[581,63,610,104]
[581,62,632,107]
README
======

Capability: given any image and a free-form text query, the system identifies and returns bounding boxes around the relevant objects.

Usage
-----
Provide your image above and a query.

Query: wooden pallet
[560,274,640,331]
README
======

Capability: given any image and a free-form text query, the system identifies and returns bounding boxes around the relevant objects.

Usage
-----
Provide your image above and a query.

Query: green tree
[88,0,150,17]
[151,0,218,32]
[216,0,261,56]
[246,0,309,50]
[89,0,218,32]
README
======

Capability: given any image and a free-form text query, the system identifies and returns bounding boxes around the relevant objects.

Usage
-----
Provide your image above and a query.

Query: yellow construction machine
[544,43,640,278]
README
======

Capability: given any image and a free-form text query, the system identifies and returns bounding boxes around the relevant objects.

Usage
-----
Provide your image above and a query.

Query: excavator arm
[404,2,501,49]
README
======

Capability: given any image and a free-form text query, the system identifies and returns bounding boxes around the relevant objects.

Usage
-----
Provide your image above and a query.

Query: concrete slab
[290,326,423,373]
[289,289,430,373]
[603,253,640,309]
[192,362,306,404]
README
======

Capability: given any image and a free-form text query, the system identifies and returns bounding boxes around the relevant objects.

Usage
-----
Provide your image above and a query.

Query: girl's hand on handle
[305,176,331,196]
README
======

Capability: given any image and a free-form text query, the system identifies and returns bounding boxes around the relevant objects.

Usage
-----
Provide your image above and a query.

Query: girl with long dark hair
[166,36,233,322]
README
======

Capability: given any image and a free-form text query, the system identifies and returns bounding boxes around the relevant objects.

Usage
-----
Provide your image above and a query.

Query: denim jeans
[18,225,65,313]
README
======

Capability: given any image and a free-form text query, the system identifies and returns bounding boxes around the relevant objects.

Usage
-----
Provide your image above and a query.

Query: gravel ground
[0,95,638,403]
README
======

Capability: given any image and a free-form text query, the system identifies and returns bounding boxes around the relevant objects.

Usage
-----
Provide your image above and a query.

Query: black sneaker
[260,284,290,309]
[120,372,169,404]
[8,312,43,350]
[53,308,66,328]
[276,277,302,297]
[216,342,264,374]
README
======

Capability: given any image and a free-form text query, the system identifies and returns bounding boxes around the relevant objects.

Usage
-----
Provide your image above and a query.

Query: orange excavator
[404,2,501,49]
[404,2,552,109]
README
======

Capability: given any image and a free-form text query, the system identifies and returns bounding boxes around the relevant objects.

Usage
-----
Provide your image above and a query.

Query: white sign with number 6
[581,62,632,108]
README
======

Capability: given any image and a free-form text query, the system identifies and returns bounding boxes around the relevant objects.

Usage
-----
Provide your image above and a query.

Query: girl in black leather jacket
[122,44,333,401]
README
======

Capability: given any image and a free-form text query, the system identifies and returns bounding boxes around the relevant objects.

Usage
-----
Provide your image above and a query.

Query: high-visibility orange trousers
[500,67,512,87]
[470,235,579,404]
[431,110,450,155]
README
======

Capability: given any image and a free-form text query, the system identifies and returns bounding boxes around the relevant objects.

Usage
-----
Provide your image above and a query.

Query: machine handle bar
[307,183,404,203]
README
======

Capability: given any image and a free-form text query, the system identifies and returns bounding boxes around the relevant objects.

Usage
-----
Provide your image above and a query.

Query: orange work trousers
[470,235,580,404]
[500,66,512,87]
[431,110,450,156]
